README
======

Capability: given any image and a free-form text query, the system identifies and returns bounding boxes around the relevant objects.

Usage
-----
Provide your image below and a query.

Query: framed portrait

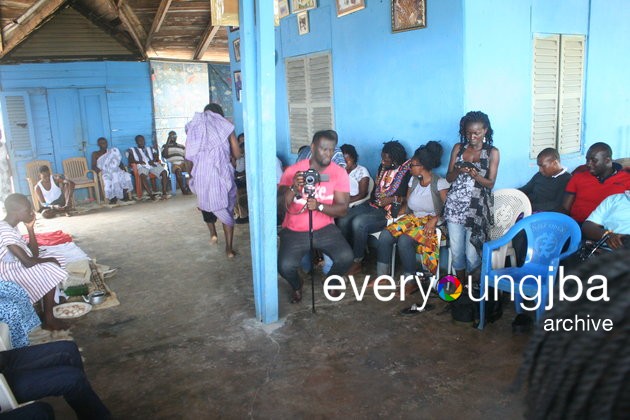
[229,26,239,32]
[292,0,316,14]
[210,0,239,26]
[392,0,426,33]
[278,0,290,18]
[336,0,365,17]
[233,71,242,102]
[233,38,241,62]
[297,11,309,35]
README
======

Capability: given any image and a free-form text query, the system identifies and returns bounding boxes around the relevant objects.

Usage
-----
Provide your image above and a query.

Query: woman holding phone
[444,111,500,283]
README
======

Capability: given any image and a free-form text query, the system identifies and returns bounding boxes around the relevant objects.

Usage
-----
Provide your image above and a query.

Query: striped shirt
[0,221,67,303]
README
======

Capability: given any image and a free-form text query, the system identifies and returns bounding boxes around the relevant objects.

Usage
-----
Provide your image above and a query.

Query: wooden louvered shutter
[557,35,585,155]
[530,35,560,158]
[0,93,36,159]
[286,52,334,153]
[308,53,334,136]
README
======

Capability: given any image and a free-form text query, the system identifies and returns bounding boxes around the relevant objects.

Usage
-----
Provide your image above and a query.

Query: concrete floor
[35,195,529,419]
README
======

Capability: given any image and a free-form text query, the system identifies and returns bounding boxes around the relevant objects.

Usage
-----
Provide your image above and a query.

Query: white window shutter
[0,93,36,158]
[286,52,334,154]
[530,34,560,158]
[557,35,585,155]
[286,57,309,153]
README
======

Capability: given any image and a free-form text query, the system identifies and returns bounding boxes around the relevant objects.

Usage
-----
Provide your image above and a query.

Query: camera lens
[305,175,315,184]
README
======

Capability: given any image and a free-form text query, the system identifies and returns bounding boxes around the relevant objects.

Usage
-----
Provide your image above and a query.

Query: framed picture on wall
[230,26,239,32]
[234,71,242,102]
[297,11,309,35]
[336,0,365,17]
[278,0,290,18]
[233,38,241,62]
[292,0,316,13]
[392,0,426,33]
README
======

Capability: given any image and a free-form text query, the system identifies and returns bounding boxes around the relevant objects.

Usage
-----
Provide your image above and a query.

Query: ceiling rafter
[145,0,173,51]
[0,0,67,58]
[194,23,220,60]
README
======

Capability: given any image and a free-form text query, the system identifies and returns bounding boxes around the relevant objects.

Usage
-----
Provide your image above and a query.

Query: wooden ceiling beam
[193,23,219,60]
[145,0,172,51]
[104,0,154,59]
[0,0,67,58]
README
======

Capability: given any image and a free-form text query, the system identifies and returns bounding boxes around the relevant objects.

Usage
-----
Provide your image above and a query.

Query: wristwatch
[317,203,324,212]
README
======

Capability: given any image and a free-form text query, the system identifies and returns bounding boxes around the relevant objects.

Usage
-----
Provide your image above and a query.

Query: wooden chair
[25,160,52,211]
[62,157,101,205]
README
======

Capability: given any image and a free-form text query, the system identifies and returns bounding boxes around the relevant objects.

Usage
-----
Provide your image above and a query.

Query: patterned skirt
[385,214,442,274]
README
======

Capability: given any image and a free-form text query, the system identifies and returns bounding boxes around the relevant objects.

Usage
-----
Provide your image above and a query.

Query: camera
[302,169,329,196]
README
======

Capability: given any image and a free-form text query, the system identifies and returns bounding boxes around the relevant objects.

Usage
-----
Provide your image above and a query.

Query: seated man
[92,137,132,204]
[34,166,75,218]
[1,340,111,419]
[519,147,571,212]
[278,130,353,303]
[127,135,169,200]
[562,142,630,223]
[296,143,346,168]
[161,131,192,195]
[0,194,68,330]
[582,191,630,249]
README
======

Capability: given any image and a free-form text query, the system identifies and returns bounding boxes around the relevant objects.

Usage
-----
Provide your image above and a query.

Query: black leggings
[202,210,217,224]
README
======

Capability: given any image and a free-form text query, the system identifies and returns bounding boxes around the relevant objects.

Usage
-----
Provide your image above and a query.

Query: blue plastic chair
[477,212,581,329]
[166,161,190,196]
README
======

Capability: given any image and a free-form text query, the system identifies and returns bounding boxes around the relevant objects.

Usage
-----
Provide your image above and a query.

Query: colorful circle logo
[437,275,462,302]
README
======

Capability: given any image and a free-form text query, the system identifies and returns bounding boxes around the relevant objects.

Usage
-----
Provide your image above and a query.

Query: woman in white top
[341,144,370,204]
[376,141,449,284]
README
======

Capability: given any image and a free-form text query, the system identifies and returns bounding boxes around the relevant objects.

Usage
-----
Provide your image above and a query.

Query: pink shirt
[279,159,349,232]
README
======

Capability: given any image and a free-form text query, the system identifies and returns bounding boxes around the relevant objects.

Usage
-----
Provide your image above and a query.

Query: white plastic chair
[0,322,35,413]
[349,177,374,208]
[490,189,532,268]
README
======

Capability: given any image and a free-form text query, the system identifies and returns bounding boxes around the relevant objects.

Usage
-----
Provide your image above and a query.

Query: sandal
[400,303,434,315]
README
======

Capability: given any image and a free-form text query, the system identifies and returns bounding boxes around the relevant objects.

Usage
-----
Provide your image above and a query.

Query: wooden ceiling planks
[0,0,229,62]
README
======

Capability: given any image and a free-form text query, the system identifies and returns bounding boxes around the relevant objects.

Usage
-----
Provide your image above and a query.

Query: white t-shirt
[407,177,450,217]
[348,165,370,196]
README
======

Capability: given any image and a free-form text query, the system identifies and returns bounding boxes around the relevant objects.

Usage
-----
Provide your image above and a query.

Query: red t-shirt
[565,167,630,222]
[279,159,349,232]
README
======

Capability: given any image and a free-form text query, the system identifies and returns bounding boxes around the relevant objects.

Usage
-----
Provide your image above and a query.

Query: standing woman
[185,103,242,258]
[444,111,500,281]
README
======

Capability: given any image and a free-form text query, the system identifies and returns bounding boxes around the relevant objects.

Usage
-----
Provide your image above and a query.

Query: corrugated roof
[5,7,138,62]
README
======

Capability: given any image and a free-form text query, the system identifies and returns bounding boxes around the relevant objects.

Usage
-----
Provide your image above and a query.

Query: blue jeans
[377,230,418,275]
[1,341,111,420]
[300,253,333,275]
[447,221,480,273]
[336,202,387,260]
[279,224,353,290]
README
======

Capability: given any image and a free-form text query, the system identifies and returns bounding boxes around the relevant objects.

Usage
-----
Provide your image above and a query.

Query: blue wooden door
[79,89,111,161]
[48,89,83,172]
[48,88,110,172]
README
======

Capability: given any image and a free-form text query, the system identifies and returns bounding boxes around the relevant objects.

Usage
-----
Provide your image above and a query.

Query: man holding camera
[278,130,353,303]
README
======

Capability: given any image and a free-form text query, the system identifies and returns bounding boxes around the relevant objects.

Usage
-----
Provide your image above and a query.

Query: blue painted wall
[272,0,465,174]
[228,28,244,135]
[268,0,628,187]
[0,61,152,195]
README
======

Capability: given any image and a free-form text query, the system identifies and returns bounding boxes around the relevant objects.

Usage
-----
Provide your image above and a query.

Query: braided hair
[517,251,630,419]
[381,140,407,167]
[459,111,494,145]
[413,141,443,170]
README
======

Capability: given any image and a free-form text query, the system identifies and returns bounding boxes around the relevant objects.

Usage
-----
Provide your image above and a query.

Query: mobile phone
[457,161,476,169]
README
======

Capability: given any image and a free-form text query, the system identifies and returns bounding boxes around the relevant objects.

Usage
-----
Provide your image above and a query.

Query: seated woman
[337,141,411,275]
[376,141,449,288]
[341,144,371,204]
[444,111,500,282]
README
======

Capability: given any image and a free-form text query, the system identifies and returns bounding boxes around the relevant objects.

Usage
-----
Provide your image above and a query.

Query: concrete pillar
[240,0,278,323]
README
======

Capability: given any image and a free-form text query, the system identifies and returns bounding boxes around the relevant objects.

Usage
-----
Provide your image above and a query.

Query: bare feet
[226,249,237,258]
[210,235,218,244]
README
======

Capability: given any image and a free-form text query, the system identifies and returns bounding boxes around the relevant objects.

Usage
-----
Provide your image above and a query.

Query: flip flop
[400,303,434,315]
